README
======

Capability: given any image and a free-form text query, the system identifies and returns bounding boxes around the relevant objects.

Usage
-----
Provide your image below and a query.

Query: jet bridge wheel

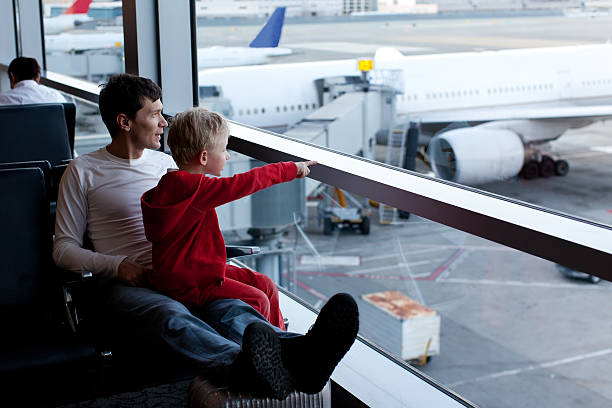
[538,156,555,178]
[359,216,370,235]
[323,217,334,235]
[554,159,569,177]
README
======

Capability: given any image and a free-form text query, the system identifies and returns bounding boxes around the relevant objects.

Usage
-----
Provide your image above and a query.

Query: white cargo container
[362,290,440,362]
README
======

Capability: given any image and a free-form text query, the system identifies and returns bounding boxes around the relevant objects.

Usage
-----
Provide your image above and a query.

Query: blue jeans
[102,283,295,368]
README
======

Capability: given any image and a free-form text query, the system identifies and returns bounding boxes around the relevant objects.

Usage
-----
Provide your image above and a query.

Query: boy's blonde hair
[168,107,229,166]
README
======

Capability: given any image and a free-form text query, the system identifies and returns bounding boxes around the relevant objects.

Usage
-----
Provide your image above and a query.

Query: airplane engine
[428,127,525,185]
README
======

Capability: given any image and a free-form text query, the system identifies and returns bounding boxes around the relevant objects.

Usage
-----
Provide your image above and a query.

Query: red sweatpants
[203,265,285,331]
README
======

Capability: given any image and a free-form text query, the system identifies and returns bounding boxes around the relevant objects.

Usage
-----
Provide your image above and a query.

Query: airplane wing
[403,101,612,124]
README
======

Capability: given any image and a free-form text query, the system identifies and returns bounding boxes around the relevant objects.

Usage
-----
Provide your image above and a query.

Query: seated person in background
[141,107,316,331]
[0,56,66,105]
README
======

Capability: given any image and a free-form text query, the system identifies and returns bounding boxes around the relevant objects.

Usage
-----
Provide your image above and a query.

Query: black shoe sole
[243,322,294,400]
[284,293,359,394]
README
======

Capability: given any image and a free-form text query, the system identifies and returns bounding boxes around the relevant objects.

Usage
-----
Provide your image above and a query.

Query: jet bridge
[285,73,401,197]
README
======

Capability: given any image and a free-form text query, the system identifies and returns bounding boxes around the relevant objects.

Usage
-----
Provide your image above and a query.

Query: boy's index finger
[304,160,318,167]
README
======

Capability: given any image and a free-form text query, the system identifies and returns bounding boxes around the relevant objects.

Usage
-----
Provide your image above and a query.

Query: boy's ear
[199,150,208,166]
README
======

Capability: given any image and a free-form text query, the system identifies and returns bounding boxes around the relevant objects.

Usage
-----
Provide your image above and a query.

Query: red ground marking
[295,280,330,301]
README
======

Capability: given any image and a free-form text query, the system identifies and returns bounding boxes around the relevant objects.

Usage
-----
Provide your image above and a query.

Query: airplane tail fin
[249,7,286,48]
[64,0,92,15]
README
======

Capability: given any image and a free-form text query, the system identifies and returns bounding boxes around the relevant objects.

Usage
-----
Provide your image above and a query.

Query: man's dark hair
[8,57,41,82]
[98,74,162,138]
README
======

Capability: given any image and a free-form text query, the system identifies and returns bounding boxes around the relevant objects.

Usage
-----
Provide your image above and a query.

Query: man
[0,57,66,105]
[53,73,358,400]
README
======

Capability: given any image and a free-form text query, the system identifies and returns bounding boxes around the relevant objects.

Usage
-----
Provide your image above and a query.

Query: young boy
[141,107,315,330]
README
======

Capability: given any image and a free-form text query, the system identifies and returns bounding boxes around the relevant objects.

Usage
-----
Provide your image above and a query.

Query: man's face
[128,98,167,151]
[204,131,230,177]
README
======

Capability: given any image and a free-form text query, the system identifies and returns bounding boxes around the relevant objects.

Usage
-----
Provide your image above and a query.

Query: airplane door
[556,70,573,100]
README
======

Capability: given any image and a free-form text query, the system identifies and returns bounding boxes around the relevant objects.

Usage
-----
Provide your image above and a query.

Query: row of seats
[0,103,96,406]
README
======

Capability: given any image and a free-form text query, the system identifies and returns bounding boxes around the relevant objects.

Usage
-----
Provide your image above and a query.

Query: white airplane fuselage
[44,13,93,35]
[199,43,612,184]
[45,32,123,53]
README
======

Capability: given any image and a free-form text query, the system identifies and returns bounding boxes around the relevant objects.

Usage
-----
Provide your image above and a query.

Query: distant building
[342,0,375,14]
[377,0,439,13]
[195,0,343,18]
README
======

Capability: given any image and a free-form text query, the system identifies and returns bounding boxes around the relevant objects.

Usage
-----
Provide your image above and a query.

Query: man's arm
[52,162,127,280]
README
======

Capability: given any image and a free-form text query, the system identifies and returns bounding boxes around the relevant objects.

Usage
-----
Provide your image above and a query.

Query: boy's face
[204,131,230,177]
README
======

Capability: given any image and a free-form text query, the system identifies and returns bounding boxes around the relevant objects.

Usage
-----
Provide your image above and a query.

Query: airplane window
[312,103,316,109]
[254,109,258,114]
[291,105,295,111]
[298,105,302,110]
[262,108,266,114]
[238,109,243,116]
[283,106,287,112]
[246,109,251,115]
[414,95,418,100]
[475,90,479,95]
[276,106,280,112]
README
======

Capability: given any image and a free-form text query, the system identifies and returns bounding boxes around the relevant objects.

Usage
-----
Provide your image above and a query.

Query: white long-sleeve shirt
[53,147,176,279]
[0,80,66,105]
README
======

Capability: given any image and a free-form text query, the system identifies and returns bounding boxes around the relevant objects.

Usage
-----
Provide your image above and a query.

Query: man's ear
[199,150,208,166]
[8,73,16,89]
[117,113,130,132]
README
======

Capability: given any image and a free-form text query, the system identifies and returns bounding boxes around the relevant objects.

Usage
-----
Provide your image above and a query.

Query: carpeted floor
[57,379,191,408]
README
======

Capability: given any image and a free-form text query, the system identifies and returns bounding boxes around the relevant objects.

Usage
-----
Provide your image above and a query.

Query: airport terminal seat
[0,160,69,231]
[0,167,96,405]
[0,102,75,166]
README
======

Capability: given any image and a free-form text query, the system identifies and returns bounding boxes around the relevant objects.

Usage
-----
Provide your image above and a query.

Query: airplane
[45,31,123,53]
[198,43,612,185]
[45,6,289,65]
[43,0,94,35]
[197,7,292,69]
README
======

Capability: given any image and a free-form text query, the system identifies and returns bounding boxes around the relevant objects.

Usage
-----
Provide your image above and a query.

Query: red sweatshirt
[141,162,297,308]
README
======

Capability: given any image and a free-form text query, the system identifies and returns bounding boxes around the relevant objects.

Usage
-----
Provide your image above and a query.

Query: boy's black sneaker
[281,293,359,394]
[229,321,294,400]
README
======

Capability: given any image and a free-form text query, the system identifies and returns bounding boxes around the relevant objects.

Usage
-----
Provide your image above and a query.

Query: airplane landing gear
[519,155,569,180]
[538,156,555,178]
[554,159,569,176]
[520,160,539,180]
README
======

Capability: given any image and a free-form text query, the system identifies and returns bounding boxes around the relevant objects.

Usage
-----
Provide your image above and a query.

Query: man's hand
[295,161,318,178]
[117,259,150,287]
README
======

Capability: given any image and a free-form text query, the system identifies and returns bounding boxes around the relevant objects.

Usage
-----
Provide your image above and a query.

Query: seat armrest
[225,245,260,258]
[58,269,96,333]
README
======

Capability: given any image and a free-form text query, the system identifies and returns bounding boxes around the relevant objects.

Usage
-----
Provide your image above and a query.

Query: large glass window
[223,129,612,407]
[42,0,124,154]
[196,3,612,227]
[196,4,612,405]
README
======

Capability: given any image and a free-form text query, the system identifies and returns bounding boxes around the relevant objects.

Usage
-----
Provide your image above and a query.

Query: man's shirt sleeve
[52,161,126,278]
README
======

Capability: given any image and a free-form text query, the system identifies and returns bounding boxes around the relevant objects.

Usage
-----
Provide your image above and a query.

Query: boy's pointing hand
[296,161,318,178]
